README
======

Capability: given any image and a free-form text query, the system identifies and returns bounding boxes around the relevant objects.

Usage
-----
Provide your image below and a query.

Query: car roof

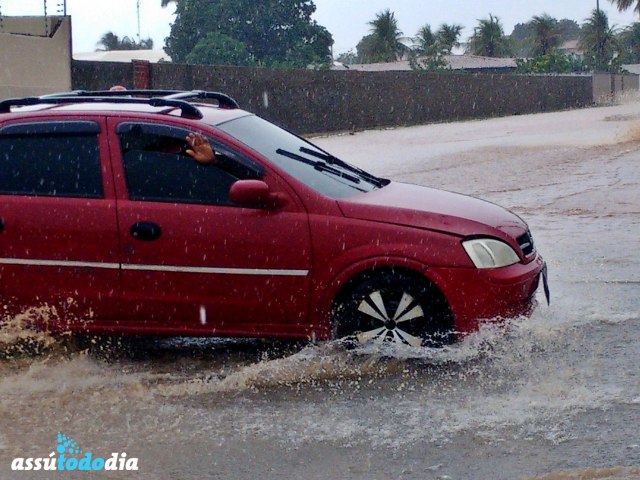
[4,102,250,126]
[0,90,251,126]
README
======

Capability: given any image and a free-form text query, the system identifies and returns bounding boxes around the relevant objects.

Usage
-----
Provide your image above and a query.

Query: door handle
[130,222,162,241]
[0,217,4,233]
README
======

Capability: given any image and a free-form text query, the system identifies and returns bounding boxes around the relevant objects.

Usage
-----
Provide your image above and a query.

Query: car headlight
[462,238,520,269]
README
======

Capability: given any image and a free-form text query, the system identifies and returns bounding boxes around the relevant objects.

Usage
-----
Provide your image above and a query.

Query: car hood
[337,182,527,241]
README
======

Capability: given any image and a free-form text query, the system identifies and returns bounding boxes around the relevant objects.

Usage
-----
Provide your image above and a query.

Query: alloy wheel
[355,290,425,347]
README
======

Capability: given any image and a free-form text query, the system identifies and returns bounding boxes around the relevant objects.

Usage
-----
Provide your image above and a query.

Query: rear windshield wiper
[276,148,362,184]
[299,147,387,188]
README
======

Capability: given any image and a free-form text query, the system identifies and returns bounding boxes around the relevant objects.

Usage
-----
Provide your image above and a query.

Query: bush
[516,52,587,73]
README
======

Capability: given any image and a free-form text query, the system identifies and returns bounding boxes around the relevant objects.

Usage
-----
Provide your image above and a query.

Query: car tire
[332,271,454,348]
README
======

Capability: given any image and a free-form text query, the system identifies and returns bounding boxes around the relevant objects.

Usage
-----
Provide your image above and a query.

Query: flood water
[1,101,639,479]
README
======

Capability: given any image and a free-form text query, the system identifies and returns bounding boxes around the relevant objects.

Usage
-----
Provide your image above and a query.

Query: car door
[0,118,120,329]
[107,119,312,337]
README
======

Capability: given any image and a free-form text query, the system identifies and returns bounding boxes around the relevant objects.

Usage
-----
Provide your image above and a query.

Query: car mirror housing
[229,180,284,209]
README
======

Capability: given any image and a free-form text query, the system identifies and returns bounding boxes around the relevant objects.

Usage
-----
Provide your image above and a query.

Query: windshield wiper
[299,147,387,188]
[276,148,362,184]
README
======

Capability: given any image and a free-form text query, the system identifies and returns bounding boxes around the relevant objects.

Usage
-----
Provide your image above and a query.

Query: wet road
[1,101,639,479]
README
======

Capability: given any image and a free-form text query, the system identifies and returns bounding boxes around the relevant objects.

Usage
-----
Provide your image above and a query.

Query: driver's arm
[185,132,217,164]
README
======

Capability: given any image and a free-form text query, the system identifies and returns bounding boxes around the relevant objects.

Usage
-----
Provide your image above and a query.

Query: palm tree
[466,14,512,57]
[96,31,154,51]
[619,22,640,62]
[610,0,640,14]
[413,24,437,55]
[579,9,620,71]
[531,14,561,56]
[437,24,463,54]
[367,9,406,62]
[96,32,121,51]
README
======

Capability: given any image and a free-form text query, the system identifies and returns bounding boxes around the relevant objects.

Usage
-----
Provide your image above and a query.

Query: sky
[1,0,639,55]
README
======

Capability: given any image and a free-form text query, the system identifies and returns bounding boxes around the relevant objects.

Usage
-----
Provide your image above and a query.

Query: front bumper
[428,253,547,335]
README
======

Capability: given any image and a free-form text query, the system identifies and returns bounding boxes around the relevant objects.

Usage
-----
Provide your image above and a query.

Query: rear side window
[0,121,102,198]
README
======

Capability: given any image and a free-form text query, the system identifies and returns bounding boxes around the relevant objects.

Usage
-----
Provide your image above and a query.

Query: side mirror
[229,180,285,209]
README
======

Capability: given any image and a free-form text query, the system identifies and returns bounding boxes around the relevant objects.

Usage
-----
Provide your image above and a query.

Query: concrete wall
[593,73,640,103]
[72,60,594,134]
[0,16,72,99]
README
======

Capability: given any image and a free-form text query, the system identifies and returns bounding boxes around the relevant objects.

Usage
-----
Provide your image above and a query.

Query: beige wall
[0,16,72,100]
[593,73,640,104]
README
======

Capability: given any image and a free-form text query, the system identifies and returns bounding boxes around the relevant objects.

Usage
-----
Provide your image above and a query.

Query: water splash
[0,306,62,359]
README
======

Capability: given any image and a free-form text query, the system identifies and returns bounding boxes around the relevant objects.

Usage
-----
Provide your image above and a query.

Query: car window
[0,122,103,198]
[118,123,260,206]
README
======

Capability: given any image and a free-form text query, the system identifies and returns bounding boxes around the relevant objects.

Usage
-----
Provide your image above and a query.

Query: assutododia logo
[11,433,139,472]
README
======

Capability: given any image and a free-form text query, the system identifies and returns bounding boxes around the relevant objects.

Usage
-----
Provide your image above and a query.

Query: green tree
[355,34,377,63]
[366,9,407,62]
[96,32,121,51]
[557,19,582,41]
[516,52,585,73]
[619,22,640,62]
[579,9,620,71]
[164,0,333,68]
[466,14,512,57]
[410,24,453,71]
[96,31,153,51]
[185,32,256,66]
[610,0,640,14]
[437,23,463,54]
[531,14,561,56]
[510,18,580,57]
[510,22,535,57]
[413,24,437,56]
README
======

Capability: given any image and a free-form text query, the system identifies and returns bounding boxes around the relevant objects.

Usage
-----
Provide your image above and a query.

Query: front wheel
[332,271,454,348]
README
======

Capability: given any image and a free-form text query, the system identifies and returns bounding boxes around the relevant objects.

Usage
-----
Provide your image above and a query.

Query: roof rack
[0,90,240,117]
[51,90,240,109]
[162,91,240,109]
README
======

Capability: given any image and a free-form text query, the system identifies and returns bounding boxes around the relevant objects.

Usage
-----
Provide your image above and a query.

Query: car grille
[517,230,535,256]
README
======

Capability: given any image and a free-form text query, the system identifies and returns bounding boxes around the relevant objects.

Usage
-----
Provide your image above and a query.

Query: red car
[0,90,548,347]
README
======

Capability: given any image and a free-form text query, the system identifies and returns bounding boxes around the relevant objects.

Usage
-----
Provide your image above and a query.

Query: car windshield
[216,115,387,199]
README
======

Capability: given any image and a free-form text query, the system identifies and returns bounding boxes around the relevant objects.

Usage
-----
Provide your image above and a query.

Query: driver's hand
[186,132,216,164]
